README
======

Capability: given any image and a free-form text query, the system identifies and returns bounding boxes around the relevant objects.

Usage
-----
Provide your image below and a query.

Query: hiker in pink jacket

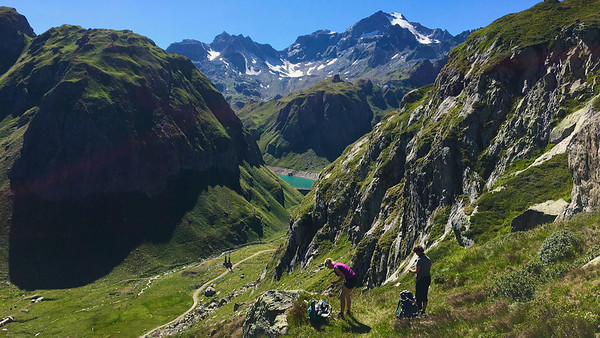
[325,258,357,319]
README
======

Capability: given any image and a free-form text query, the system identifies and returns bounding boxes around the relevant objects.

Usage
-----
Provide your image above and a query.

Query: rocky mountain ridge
[167,11,469,108]
[275,0,600,287]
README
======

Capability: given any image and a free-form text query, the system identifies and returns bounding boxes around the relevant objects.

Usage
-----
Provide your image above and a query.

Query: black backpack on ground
[395,290,421,319]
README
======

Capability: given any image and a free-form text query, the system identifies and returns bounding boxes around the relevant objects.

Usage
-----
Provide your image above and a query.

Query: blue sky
[4,0,541,50]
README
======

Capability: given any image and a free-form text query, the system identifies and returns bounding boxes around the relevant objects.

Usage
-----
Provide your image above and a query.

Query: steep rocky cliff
[561,106,600,218]
[0,19,302,289]
[275,0,600,287]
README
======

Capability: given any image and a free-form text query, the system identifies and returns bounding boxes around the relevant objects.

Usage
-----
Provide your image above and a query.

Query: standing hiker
[325,258,357,319]
[409,244,431,315]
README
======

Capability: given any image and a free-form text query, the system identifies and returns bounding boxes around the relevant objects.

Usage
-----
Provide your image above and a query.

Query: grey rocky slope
[167,11,469,108]
[275,0,600,287]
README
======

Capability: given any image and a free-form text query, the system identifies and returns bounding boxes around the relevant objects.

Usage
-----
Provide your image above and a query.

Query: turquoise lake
[277,174,315,190]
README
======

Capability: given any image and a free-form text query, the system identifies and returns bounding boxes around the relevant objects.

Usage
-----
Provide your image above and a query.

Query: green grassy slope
[192,214,599,337]
[449,0,600,73]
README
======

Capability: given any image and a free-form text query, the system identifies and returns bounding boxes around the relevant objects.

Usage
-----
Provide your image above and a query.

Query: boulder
[511,199,568,232]
[242,290,304,338]
[0,316,13,327]
[204,286,216,297]
[583,256,600,269]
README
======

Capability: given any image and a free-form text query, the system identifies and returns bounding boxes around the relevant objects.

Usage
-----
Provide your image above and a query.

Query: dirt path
[141,249,275,337]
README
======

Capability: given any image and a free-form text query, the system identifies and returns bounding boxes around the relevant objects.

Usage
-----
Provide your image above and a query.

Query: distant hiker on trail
[223,255,233,271]
[409,244,431,316]
[325,258,357,319]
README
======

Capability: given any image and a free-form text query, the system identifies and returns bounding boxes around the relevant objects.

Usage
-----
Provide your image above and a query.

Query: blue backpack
[395,290,420,319]
[308,299,331,323]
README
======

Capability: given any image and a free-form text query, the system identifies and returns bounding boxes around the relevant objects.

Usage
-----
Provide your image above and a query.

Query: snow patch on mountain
[265,60,304,78]
[388,12,439,44]
[208,49,221,61]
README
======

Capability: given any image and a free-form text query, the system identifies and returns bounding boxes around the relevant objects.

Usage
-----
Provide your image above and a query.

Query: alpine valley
[1,1,600,337]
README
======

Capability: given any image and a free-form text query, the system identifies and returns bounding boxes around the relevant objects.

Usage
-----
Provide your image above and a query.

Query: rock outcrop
[511,199,569,232]
[275,0,600,287]
[242,290,304,338]
[561,110,600,218]
[0,7,35,75]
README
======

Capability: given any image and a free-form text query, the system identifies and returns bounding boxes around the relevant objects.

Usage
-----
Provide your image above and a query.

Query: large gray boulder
[242,290,304,338]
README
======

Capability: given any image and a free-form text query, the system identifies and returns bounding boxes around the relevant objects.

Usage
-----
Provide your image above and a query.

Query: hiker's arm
[331,268,345,285]
[409,265,420,274]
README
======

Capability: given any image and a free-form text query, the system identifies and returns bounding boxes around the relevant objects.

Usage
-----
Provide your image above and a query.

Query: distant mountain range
[167,11,471,108]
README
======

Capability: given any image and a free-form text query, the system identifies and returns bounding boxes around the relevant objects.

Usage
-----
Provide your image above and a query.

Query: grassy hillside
[449,0,600,72]
[3,212,595,336]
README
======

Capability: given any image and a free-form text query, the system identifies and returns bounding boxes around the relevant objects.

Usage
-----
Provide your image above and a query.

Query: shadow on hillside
[342,315,371,334]
[8,169,240,290]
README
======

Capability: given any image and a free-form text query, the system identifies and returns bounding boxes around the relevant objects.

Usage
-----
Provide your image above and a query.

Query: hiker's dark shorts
[415,275,431,304]
[344,277,357,289]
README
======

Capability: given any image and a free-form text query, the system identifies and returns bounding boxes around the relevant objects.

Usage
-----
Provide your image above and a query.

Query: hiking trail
[141,249,275,337]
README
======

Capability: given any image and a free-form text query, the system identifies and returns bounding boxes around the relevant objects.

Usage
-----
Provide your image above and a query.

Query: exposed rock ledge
[267,166,319,180]
[511,199,569,232]
[560,110,600,219]
[243,290,305,338]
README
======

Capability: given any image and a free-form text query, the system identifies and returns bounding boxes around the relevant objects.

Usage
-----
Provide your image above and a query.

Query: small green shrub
[492,261,545,302]
[538,230,580,264]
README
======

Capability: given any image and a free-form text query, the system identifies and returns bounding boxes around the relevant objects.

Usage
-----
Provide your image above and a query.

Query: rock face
[238,76,388,171]
[275,0,600,287]
[242,290,304,338]
[0,7,35,75]
[511,199,569,232]
[0,15,302,289]
[167,11,467,108]
[561,111,600,218]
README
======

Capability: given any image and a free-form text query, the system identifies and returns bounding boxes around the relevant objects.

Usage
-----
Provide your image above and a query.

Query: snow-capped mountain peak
[167,10,468,107]
[387,12,439,44]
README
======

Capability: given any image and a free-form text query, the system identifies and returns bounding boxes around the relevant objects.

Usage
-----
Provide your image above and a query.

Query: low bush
[538,230,580,264]
[492,261,545,302]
